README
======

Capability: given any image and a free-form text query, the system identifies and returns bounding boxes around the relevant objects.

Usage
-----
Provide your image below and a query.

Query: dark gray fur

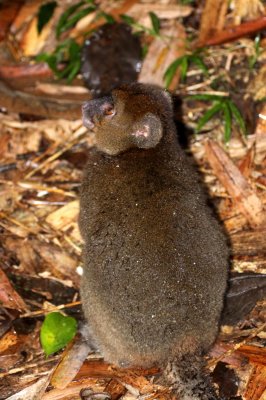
[79,83,228,399]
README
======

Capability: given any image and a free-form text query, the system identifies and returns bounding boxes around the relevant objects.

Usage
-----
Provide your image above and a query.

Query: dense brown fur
[79,83,228,399]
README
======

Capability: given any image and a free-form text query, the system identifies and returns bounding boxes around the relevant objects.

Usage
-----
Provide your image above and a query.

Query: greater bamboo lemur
[79,83,229,400]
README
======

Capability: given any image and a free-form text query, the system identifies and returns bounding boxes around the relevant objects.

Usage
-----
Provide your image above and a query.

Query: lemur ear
[131,113,163,149]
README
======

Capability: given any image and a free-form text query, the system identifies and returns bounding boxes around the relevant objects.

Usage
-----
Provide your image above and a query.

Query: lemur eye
[100,101,115,117]
[104,107,115,116]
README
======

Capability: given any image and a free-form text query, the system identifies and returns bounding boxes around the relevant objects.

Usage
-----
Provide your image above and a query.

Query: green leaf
[120,14,151,35]
[163,57,185,89]
[190,55,208,76]
[37,1,57,34]
[149,12,160,35]
[249,55,256,69]
[196,102,222,132]
[40,312,77,356]
[57,5,96,37]
[35,52,50,62]
[56,1,95,38]
[67,59,81,83]
[56,1,84,38]
[68,40,81,59]
[256,96,266,103]
[248,34,261,69]
[56,58,79,80]
[56,62,72,79]
[36,53,58,73]
[180,56,189,81]
[99,11,115,24]
[189,94,227,102]
[120,14,135,26]
[222,102,232,142]
[46,55,60,73]
[226,100,246,136]
[141,43,149,59]
[254,34,261,54]
[36,39,81,82]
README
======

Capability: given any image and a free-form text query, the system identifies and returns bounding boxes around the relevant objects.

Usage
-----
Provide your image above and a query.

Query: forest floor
[0,1,265,399]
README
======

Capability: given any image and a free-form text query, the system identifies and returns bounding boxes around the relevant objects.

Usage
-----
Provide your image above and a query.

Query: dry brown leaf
[248,65,266,101]
[0,131,10,160]
[51,333,92,389]
[0,331,34,372]
[0,332,18,354]
[129,4,192,25]
[223,212,249,233]
[231,0,265,24]
[21,14,53,56]
[36,83,89,96]
[0,121,42,158]
[210,343,266,385]
[210,342,248,368]
[198,0,228,44]
[231,229,266,256]
[224,135,266,162]
[244,364,266,400]
[0,186,19,213]
[71,0,139,40]
[139,20,186,90]
[13,0,72,57]
[45,200,79,231]
[104,379,127,400]
[5,236,79,278]
[76,360,160,394]
[5,375,51,400]
[238,144,255,179]
[31,241,79,282]
[2,116,83,145]
[238,345,266,365]
[5,237,40,274]
[254,104,266,172]
[255,116,266,138]
[43,380,106,400]
[10,0,41,36]
[0,2,22,41]
[0,219,29,238]
[0,80,84,120]
[205,139,265,228]
[0,269,28,311]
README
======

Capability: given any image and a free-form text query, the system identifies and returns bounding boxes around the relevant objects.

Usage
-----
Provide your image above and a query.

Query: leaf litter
[0,0,266,399]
